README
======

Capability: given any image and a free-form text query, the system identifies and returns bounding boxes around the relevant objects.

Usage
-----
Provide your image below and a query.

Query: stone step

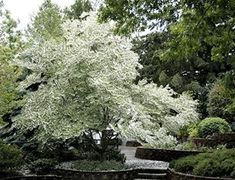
[136,173,167,179]
[137,168,167,174]
[135,179,167,180]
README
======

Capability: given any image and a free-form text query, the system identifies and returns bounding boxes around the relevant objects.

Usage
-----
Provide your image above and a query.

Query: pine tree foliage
[0,0,22,50]
[27,0,63,41]
[64,0,92,20]
[0,1,22,124]
[13,13,198,148]
[0,46,21,124]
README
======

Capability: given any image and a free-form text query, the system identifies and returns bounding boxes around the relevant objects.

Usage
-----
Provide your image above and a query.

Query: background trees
[0,1,22,125]
[64,0,92,20]
[99,0,235,120]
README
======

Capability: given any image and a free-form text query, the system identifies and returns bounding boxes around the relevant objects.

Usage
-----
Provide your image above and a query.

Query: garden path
[120,146,169,169]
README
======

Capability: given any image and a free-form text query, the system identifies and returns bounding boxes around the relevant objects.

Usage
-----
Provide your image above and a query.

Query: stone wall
[52,168,137,180]
[135,147,202,161]
[167,169,234,180]
[125,140,142,147]
[2,175,62,180]
[192,132,235,148]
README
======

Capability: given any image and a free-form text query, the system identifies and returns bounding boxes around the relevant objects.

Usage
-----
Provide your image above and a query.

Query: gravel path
[120,146,169,169]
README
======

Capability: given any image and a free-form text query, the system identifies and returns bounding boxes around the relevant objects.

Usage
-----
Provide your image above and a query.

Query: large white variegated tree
[13,13,198,148]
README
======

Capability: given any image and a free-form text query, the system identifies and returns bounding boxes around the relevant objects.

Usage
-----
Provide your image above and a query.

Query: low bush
[72,160,128,171]
[0,139,24,172]
[170,149,235,178]
[197,117,231,138]
[77,148,126,163]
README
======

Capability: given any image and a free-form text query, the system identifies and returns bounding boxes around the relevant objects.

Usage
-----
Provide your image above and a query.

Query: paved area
[120,146,169,169]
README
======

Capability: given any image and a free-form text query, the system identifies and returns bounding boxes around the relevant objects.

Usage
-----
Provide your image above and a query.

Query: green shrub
[220,159,235,175]
[170,149,235,178]
[0,139,24,171]
[193,159,222,176]
[170,156,197,173]
[72,160,127,171]
[78,148,126,163]
[197,117,231,138]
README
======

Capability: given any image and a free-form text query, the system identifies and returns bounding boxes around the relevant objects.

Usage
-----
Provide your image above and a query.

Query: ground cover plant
[72,160,128,171]
[170,149,235,178]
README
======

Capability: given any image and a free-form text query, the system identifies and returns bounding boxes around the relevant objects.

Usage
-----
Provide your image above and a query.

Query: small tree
[13,13,198,151]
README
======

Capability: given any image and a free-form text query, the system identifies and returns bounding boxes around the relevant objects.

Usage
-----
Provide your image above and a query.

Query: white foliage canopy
[13,13,198,148]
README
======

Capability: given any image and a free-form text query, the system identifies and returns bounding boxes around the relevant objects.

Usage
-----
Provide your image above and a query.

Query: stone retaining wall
[192,132,235,148]
[52,168,137,180]
[167,169,234,180]
[2,168,233,180]
[135,147,202,161]
[2,175,62,180]
[125,140,142,147]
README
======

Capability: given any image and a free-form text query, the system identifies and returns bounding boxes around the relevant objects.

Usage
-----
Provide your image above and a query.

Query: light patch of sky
[3,0,74,30]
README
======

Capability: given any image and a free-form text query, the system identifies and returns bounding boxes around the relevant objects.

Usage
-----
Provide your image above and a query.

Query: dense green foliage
[197,117,231,138]
[207,79,235,122]
[72,160,127,171]
[0,1,22,124]
[132,32,211,117]
[27,0,63,41]
[0,139,24,171]
[64,0,92,20]
[170,149,235,178]
[99,0,177,35]
[0,45,22,123]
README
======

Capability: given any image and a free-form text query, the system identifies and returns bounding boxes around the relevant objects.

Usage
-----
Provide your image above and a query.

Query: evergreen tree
[27,0,63,41]
[0,1,22,125]
[64,0,92,20]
